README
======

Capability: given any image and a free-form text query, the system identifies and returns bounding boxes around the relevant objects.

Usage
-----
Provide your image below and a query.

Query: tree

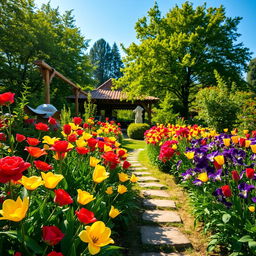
[247,58,256,90]
[110,43,123,79]
[89,39,112,85]
[0,0,94,108]
[115,1,251,118]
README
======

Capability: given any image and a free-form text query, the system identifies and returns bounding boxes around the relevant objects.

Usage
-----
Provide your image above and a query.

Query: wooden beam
[43,69,50,104]
[75,88,79,116]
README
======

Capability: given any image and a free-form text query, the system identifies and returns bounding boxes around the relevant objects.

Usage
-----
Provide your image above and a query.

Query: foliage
[127,123,150,140]
[115,1,251,118]
[0,0,94,108]
[152,92,178,125]
[89,39,123,86]
[83,93,96,120]
[60,105,71,126]
[116,110,134,122]
[247,58,256,91]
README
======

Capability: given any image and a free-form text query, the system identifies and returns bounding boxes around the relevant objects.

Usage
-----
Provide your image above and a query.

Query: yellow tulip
[118,172,129,182]
[243,130,249,135]
[115,141,121,147]
[250,144,256,154]
[77,189,95,205]
[198,173,209,182]
[214,155,225,166]
[117,185,127,194]
[79,221,114,255]
[130,174,138,183]
[245,140,251,148]
[104,145,112,152]
[76,138,87,148]
[223,128,228,132]
[223,138,231,147]
[231,136,239,144]
[249,206,255,212]
[93,165,109,183]
[19,176,43,190]
[82,132,93,140]
[105,187,113,195]
[0,197,29,222]
[69,122,80,130]
[90,157,100,167]
[41,172,64,189]
[42,136,59,145]
[109,206,121,218]
[184,151,194,159]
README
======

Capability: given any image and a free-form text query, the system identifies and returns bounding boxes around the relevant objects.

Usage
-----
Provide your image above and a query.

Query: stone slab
[139,176,159,182]
[141,226,191,248]
[141,190,170,198]
[142,210,181,223]
[132,167,148,171]
[140,253,185,256]
[139,182,166,189]
[133,171,151,176]
[143,199,176,209]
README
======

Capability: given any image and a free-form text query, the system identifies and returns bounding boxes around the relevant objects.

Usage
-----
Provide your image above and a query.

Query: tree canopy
[247,58,256,90]
[0,0,94,108]
[89,39,123,86]
[115,1,251,118]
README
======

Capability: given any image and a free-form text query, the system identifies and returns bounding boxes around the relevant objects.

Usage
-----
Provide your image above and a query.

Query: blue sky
[34,0,256,58]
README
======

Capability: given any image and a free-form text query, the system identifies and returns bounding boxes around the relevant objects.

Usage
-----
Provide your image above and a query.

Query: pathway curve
[128,149,191,256]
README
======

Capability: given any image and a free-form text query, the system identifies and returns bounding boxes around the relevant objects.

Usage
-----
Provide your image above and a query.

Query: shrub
[127,123,150,140]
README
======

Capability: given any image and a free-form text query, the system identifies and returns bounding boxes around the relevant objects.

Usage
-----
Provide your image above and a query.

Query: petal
[79,230,92,244]
[88,243,101,255]
[90,221,105,236]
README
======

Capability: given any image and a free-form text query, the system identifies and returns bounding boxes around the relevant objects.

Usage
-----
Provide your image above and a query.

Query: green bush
[127,123,150,140]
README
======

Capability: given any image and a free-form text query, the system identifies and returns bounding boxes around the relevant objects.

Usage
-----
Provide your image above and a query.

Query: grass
[122,138,146,152]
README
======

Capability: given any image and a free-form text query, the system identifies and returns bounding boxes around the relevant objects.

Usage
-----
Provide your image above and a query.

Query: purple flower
[208,169,222,181]
[181,169,193,180]
[192,179,203,186]
[251,197,256,203]
[238,183,255,198]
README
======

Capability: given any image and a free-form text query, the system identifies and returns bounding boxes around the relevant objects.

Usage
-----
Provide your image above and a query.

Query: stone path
[127,150,191,256]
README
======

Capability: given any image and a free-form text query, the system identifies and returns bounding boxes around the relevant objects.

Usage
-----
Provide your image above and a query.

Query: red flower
[118,149,126,157]
[221,185,232,197]
[48,117,57,125]
[239,138,246,147]
[26,137,40,146]
[213,160,222,170]
[75,208,97,224]
[16,134,26,142]
[25,147,47,158]
[0,133,6,141]
[35,122,49,132]
[34,160,53,171]
[47,252,64,256]
[83,123,89,129]
[73,117,82,125]
[102,151,120,169]
[42,226,65,246]
[123,161,131,169]
[0,92,15,106]
[87,138,98,148]
[0,156,31,183]
[231,170,240,182]
[50,141,72,153]
[54,189,73,206]
[76,147,89,155]
[14,252,22,256]
[63,124,71,135]
[246,168,255,179]
[67,134,77,142]
[76,129,84,136]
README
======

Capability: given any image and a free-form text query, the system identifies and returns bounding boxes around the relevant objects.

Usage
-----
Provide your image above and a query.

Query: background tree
[110,42,123,79]
[0,0,94,108]
[115,1,251,118]
[247,58,256,90]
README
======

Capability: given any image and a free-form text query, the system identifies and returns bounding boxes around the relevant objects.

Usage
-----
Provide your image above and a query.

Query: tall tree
[110,43,123,79]
[247,58,256,90]
[0,0,94,108]
[89,39,112,85]
[116,1,251,118]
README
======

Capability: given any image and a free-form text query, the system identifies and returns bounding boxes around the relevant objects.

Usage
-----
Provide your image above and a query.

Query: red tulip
[67,134,77,142]
[16,134,26,142]
[50,141,72,153]
[221,185,232,197]
[76,147,89,155]
[231,170,240,182]
[25,147,47,158]
[75,208,97,224]
[123,161,131,169]
[0,92,15,105]
[26,137,40,146]
[73,117,82,125]
[47,252,64,256]
[54,189,73,206]
[48,117,57,125]
[42,226,64,246]
[35,122,49,132]
[34,160,53,171]
[0,133,6,141]
[246,168,255,179]
[63,124,71,135]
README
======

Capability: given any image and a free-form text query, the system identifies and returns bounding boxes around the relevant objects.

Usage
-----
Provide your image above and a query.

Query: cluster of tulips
[0,92,138,256]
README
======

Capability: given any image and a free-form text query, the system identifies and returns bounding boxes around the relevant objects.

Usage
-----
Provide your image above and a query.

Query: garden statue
[133,105,144,123]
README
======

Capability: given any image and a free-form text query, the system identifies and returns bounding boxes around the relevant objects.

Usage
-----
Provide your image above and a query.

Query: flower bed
[145,124,256,255]
[0,92,138,256]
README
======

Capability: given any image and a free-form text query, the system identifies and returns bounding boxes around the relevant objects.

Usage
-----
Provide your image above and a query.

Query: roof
[67,79,159,102]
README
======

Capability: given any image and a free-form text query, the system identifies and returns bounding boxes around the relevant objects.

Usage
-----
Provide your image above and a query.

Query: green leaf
[222,213,231,223]
[24,235,43,254]
[238,235,253,243]
[248,240,256,250]
[0,231,17,239]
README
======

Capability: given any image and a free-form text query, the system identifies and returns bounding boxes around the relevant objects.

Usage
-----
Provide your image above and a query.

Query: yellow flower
[118,172,129,182]
[23,115,29,120]
[243,130,249,135]
[104,145,112,152]
[19,176,43,190]
[184,151,194,159]
[105,187,113,195]
[223,138,231,147]
[214,155,225,166]
[115,141,121,147]
[231,129,237,135]
[0,196,29,222]
[93,165,109,183]
[43,144,50,150]
[250,144,256,154]
[223,128,228,132]
[41,172,64,189]
[130,174,138,183]
[117,185,127,194]
[109,206,121,218]
[76,138,87,148]
[198,173,208,182]
[249,206,255,212]
[245,140,251,148]
[231,136,239,144]
[83,132,93,140]
[90,157,101,167]
[42,136,59,145]
[79,221,114,255]
[87,118,94,125]
[69,122,80,130]
[77,189,95,205]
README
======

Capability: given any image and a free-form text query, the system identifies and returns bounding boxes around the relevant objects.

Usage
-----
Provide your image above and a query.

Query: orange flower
[25,147,47,158]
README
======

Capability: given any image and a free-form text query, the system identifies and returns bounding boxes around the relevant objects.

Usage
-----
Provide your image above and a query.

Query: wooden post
[75,89,79,116]
[43,69,50,104]
[148,103,152,126]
